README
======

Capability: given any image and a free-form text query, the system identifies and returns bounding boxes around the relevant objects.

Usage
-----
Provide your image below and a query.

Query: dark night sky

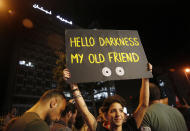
[0,0,189,90]
[48,0,190,106]
[0,0,190,111]
[0,0,189,80]
[1,0,189,68]
[0,0,189,75]
[49,0,189,68]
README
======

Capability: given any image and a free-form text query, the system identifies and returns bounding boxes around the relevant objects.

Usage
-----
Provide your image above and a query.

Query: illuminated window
[94,92,108,100]
[52,83,56,88]
[110,87,115,92]
[64,92,71,98]
[19,60,34,68]
[19,60,25,65]
[159,80,165,87]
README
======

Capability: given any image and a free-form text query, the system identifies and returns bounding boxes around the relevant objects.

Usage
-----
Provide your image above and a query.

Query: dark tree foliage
[53,51,69,90]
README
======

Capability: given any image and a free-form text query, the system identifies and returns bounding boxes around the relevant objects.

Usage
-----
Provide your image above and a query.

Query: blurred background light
[185,68,190,73]
[22,18,34,29]
[0,0,5,9]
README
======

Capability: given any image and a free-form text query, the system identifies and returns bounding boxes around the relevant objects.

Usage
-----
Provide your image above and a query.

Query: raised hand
[63,68,71,81]
[147,63,152,72]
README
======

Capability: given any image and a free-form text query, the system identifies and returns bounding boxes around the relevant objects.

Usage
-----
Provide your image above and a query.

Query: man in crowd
[6,89,66,131]
[141,83,188,131]
[3,107,17,128]
[51,102,77,131]
[175,97,190,131]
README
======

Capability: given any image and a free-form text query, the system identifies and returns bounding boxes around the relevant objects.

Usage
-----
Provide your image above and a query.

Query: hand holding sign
[147,63,152,72]
[63,68,70,81]
[62,65,152,129]
[63,68,78,91]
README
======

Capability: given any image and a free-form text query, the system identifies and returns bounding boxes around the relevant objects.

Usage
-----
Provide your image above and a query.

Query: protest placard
[65,29,152,83]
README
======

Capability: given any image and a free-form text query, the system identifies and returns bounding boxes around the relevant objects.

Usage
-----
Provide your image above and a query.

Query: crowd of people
[2,63,190,131]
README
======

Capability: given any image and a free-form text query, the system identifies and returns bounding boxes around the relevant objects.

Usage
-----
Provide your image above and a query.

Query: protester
[5,89,66,131]
[63,63,151,131]
[72,112,89,131]
[96,106,110,130]
[176,97,190,131]
[3,117,18,131]
[96,106,104,123]
[3,108,17,128]
[141,83,188,131]
[51,102,77,131]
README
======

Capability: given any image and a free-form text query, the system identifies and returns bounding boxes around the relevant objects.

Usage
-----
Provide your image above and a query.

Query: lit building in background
[1,1,116,114]
[94,86,115,100]
[13,42,58,112]
[2,1,78,113]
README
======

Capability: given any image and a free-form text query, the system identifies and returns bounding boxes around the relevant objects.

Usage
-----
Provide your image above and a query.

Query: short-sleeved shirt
[7,112,49,131]
[96,117,139,131]
[51,120,72,131]
[141,103,188,131]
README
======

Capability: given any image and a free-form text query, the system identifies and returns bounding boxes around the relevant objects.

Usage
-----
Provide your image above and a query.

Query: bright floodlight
[0,0,5,9]
[185,68,190,73]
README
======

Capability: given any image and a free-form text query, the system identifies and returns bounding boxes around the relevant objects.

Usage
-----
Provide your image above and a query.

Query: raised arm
[63,69,97,131]
[133,63,152,128]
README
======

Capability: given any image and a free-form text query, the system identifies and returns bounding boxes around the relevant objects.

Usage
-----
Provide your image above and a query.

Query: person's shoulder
[64,127,72,131]
[148,103,165,110]
[52,123,71,131]
[25,119,49,131]
[22,112,42,123]
[145,103,165,115]
[123,117,138,131]
[96,122,109,131]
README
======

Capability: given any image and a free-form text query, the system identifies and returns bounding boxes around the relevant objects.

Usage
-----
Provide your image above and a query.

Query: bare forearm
[133,78,149,128]
[139,78,149,107]
[70,84,97,131]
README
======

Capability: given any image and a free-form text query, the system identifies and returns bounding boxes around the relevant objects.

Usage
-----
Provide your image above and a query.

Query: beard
[45,114,53,125]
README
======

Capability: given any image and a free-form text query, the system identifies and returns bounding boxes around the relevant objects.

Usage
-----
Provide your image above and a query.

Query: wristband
[73,94,82,99]
[72,88,79,93]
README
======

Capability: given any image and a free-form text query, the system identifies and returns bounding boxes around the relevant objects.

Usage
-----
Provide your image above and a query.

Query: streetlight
[0,0,6,10]
[185,68,190,73]
[184,68,190,83]
[0,0,12,15]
